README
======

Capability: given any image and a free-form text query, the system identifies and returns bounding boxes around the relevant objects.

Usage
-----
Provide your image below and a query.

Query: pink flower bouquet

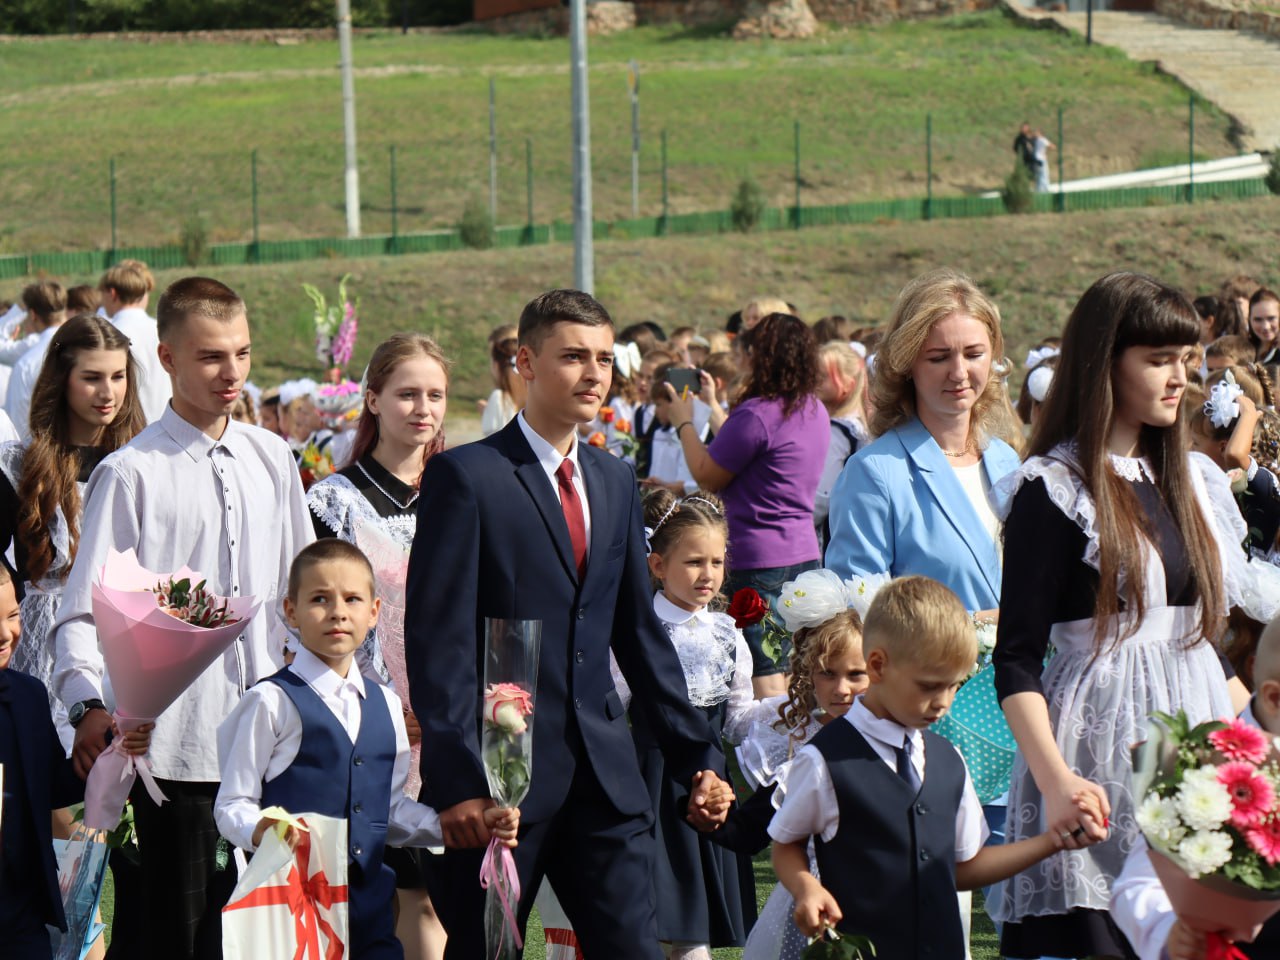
[85,548,261,830]
[1132,710,1280,944]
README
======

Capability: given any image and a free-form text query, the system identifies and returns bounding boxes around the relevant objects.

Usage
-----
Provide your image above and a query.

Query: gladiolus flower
[1209,719,1270,764]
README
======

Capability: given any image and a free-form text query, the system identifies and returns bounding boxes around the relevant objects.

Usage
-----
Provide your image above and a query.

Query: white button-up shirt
[107,306,173,424]
[214,646,441,853]
[517,411,592,558]
[5,324,58,437]
[769,697,988,861]
[53,406,314,781]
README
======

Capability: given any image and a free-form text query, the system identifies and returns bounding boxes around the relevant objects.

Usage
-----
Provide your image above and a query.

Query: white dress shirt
[52,406,315,781]
[213,646,441,853]
[0,332,40,366]
[649,424,702,494]
[5,324,58,437]
[768,697,988,860]
[516,411,592,558]
[107,306,173,424]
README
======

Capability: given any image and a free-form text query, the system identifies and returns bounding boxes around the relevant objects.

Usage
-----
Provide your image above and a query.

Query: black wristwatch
[69,699,108,727]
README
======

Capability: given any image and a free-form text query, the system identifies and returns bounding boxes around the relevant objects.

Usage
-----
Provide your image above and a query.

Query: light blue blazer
[824,417,1021,612]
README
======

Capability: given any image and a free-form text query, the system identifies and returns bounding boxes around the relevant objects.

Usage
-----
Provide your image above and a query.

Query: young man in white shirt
[53,276,314,960]
[99,259,173,423]
[5,280,67,437]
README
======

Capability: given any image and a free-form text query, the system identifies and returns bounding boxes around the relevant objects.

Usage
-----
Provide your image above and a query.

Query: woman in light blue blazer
[826,270,1023,893]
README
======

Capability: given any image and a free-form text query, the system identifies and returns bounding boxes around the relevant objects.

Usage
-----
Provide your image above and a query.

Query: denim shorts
[726,559,820,677]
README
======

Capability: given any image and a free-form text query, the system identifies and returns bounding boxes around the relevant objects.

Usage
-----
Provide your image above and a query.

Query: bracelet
[675,421,694,437]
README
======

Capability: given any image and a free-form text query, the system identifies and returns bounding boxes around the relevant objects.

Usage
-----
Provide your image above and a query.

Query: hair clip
[648,498,681,540]
[681,496,721,516]
[643,525,654,556]
[1205,370,1244,429]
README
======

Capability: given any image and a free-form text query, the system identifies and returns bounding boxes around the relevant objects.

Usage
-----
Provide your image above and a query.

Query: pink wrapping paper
[84,548,261,829]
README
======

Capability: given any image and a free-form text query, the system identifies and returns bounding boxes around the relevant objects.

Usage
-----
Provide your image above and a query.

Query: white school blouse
[52,406,315,781]
[107,306,173,424]
[214,646,441,853]
[5,324,57,438]
[767,697,988,862]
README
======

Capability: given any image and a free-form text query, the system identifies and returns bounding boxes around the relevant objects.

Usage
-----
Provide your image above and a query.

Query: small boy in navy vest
[0,564,152,960]
[770,575,1105,958]
[215,539,519,960]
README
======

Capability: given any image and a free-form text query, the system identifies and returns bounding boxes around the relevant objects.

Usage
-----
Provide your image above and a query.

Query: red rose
[727,587,769,628]
[588,432,607,448]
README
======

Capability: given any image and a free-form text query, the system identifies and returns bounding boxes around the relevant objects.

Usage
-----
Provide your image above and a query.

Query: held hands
[1165,920,1209,960]
[252,816,303,852]
[114,720,155,756]
[483,806,521,849]
[792,884,843,939]
[440,797,498,848]
[403,708,422,747]
[71,708,114,780]
[1045,776,1111,851]
[686,769,734,831]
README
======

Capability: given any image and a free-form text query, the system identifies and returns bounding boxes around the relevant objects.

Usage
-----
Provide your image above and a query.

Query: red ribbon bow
[1206,932,1250,960]
[225,831,350,960]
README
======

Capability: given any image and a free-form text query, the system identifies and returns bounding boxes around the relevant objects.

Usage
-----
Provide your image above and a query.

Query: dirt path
[1009,4,1280,151]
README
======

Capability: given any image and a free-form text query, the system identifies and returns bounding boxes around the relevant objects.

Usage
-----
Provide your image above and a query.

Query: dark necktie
[556,458,588,579]
[895,736,922,794]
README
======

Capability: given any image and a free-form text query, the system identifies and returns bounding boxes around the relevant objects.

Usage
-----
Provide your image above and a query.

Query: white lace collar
[654,591,715,626]
[1108,451,1156,483]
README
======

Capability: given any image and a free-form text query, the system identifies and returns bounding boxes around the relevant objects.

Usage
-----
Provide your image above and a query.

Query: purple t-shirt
[707,394,829,570]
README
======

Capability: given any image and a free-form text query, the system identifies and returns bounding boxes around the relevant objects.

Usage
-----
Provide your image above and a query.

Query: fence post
[251,149,260,262]
[925,114,933,221]
[660,129,669,236]
[109,156,118,254]
[629,60,640,219]
[1187,94,1196,204]
[1056,106,1065,213]
[794,119,802,229]
[489,77,498,221]
[526,138,534,242]
[390,144,399,249]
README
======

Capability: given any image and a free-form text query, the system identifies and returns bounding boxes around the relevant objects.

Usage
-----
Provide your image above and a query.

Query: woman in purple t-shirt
[665,313,829,697]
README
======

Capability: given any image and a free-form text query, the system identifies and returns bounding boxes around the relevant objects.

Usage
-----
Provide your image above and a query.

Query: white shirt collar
[291,645,367,700]
[847,696,923,753]
[653,591,715,626]
[517,410,580,480]
[160,405,253,464]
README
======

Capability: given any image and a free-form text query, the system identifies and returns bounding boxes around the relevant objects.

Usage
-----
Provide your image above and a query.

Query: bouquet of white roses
[1132,710,1280,941]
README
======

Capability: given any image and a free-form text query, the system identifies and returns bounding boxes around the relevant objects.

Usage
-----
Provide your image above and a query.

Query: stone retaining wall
[1154,0,1280,38]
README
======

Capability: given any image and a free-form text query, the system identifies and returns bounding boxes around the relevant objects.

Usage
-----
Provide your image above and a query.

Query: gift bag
[223,813,350,960]
[47,826,110,960]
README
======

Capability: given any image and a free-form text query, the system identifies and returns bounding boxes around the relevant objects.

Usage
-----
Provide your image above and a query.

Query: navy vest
[810,719,966,960]
[260,668,395,881]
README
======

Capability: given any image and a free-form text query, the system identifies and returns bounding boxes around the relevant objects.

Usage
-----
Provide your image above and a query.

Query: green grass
[0,11,1235,252]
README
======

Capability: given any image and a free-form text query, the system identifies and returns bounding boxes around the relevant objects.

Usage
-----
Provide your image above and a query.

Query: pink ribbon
[479,836,523,956]
[82,712,167,830]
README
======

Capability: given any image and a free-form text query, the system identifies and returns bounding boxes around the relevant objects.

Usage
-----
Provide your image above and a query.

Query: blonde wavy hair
[869,269,1017,448]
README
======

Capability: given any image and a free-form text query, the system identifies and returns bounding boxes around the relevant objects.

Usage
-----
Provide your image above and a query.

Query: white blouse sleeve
[721,630,757,746]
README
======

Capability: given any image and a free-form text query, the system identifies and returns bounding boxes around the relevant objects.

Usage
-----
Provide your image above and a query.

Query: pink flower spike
[1218,761,1277,828]
[1246,817,1280,865]
[1209,719,1271,765]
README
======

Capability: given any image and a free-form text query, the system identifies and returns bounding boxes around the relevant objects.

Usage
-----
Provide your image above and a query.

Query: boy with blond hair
[771,575,1104,958]
[99,259,172,422]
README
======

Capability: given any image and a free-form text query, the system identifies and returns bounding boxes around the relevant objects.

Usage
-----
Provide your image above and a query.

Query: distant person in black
[1012,122,1036,179]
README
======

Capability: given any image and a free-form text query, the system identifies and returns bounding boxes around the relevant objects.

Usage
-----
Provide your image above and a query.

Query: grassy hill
[0,11,1235,252]
[14,195,1275,406]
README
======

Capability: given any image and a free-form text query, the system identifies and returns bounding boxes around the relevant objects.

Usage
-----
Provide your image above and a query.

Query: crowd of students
[1,258,1279,960]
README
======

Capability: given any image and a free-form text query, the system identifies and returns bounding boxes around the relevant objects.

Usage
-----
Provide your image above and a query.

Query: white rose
[493,702,528,735]
[1176,775,1234,831]
[1177,829,1234,878]
[775,569,851,634]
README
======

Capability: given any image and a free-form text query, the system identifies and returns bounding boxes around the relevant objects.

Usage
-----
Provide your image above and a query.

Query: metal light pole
[570,0,594,294]
[629,60,640,219]
[489,77,498,221]
[337,0,361,237]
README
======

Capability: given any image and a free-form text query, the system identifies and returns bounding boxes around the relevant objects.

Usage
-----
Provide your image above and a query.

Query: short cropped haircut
[66,285,102,317]
[156,276,246,342]
[863,575,975,669]
[517,289,613,352]
[287,538,375,602]
[100,259,156,305]
[22,280,67,323]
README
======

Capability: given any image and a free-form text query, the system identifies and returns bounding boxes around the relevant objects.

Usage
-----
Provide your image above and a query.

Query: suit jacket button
[575,651,585,663]
[574,698,583,710]
[920,850,930,861]
[354,756,364,766]
[576,609,585,620]
[916,803,928,815]
[353,803,362,813]
[353,845,363,857]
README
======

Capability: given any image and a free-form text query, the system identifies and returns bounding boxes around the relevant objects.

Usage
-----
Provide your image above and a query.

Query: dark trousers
[349,862,403,960]
[428,765,663,960]
[0,889,52,960]
[131,778,236,960]
[104,846,143,960]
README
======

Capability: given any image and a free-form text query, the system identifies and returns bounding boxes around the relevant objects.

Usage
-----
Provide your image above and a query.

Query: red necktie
[556,458,587,578]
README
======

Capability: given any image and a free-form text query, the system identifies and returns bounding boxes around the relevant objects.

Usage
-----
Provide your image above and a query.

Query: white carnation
[1176,774,1234,831]
[1176,829,1234,879]
[1136,794,1186,848]
[776,569,851,633]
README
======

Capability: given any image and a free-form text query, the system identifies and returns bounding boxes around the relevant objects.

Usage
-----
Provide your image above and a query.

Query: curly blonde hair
[777,609,864,738]
[869,268,1017,449]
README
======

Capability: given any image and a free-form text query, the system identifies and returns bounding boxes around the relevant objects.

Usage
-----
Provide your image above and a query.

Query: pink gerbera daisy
[1209,719,1271,765]
[1218,761,1277,827]
[1246,817,1280,865]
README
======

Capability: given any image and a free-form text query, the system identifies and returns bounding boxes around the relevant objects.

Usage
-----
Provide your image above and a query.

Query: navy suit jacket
[0,668,84,930]
[405,418,722,823]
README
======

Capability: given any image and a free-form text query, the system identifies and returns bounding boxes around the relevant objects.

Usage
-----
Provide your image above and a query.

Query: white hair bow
[614,342,643,380]
[1204,370,1244,430]
[1026,365,1054,404]
[1024,345,1060,370]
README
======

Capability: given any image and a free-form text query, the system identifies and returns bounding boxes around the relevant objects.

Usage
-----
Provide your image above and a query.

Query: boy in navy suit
[0,565,151,960]
[771,576,1104,958]
[406,289,733,959]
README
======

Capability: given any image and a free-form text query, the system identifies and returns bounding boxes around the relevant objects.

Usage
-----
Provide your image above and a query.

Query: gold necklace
[940,441,976,458]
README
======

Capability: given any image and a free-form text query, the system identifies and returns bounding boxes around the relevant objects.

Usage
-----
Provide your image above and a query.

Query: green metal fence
[0,176,1267,282]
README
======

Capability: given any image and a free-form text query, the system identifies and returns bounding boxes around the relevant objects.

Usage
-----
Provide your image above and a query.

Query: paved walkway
[1009,5,1280,152]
